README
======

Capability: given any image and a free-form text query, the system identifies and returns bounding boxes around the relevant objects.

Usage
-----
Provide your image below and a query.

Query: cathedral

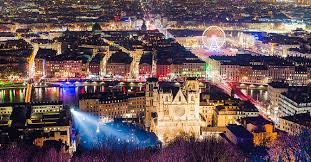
[145,77,201,142]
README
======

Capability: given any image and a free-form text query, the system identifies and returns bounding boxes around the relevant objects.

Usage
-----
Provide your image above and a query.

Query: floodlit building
[145,78,201,142]
[79,92,145,120]
[267,82,289,119]
[214,101,259,127]
[241,116,277,146]
[278,113,311,135]
[0,102,75,153]
[278,86,311,117]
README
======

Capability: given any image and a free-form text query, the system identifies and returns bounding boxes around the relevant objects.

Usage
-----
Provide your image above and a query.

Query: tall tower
[184,78,201,120]
[145,77,159,131]
[151,48,157,77]
[185,77,200,92]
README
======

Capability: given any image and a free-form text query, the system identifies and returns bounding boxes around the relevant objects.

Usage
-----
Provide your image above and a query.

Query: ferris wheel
[202,26,226,51]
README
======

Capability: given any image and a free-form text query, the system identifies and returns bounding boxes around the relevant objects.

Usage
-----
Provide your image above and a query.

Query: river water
[0,83,145,108]
[0,84,267,107]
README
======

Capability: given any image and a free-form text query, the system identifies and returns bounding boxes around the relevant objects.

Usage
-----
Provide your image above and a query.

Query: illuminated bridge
[24,83,32,103]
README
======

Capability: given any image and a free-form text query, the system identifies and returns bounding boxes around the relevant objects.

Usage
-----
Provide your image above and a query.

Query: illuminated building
[241,116,277,146]
[33,126,72,148]
[267,82,289,119]
[173,62,206,78]
[214,104,242,127]
[89,62,101,76]
[267,65,294,83]
[155,62,206,80]
[0,32,17,41]
[33,48,58,79]
[106,51,132,78]
[88,54,103,76]
[106,63,131,78]
[295,0,311,5]
[207,58,221,83]
[79,93,145,119]
[0,101,75,153]
[199,102,215,127]
[128,94,146,115]
[79,93,128,119]
[213,102,259,127]
[249,65,269,84]
[175,36,202,49]
[200,127,227,138]
[145,78,201,143]
[238,33,256,49]
[28,102,71,150]
[0,40,32,79]
[139,63,152,78]
[209,54,309,85]
[220,64,240,82]
[292,66,309,85]
[239,65,253,83]
[278,86,311,117]
[47,60,87,78]
[278,113,311,135]
[34,58,45,78]
[156,64,172,79]
[288,50,311,59]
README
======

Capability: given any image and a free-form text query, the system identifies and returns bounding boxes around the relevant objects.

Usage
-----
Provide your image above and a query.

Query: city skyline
[0,0,310,161]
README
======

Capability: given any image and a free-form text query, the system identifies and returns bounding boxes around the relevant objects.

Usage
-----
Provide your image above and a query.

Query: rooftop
[281,86,311,104]
[241,116,273,127]
[146,77,159,82]
[281,113,311,129]
[79,92,144,101]
[227,124,253,139]
[268,81,289,89]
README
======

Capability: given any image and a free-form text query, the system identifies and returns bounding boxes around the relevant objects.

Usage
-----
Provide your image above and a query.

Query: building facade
[0,101,75,153]
[267,82,289,119]
[278,86,311,117]
[145,78,201,142]
[79,93,145,120]
[278,113,311,135]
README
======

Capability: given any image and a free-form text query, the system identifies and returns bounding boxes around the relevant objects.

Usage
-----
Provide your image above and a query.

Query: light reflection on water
[0,85,268,107]
[0,84,143,107]
[239,88,268,102]
[0,88,25,103]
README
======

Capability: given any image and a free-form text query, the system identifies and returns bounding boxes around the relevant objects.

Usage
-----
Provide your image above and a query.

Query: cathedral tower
[145,77,159,131]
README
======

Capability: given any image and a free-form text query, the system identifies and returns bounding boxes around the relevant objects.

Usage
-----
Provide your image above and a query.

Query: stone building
[145,78,201,142]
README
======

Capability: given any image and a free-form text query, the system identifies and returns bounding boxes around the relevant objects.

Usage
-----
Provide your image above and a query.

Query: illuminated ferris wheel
[202,26,226,51]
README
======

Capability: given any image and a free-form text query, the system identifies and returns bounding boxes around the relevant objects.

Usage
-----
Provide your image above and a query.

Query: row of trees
[0,136,244,162]
[0,130,310,162]
[268,130,311,161]
[73,136,245,162]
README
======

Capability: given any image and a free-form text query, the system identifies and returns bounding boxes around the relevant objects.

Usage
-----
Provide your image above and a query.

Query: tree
[268,129,311,161]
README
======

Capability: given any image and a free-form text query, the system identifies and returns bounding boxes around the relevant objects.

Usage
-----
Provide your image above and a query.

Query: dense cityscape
[0,0,310,161]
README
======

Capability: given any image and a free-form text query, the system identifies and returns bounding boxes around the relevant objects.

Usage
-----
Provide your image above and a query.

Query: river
[0,84,267,107]
[0,83,145,108]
